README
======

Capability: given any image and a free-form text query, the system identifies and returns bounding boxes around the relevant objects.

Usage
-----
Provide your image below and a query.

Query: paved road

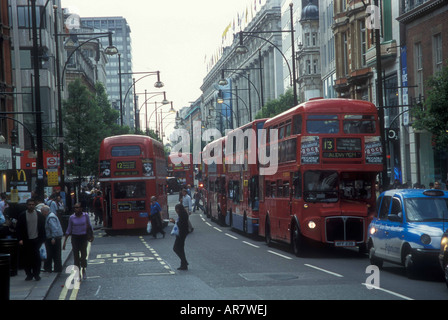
[45,194,447,302]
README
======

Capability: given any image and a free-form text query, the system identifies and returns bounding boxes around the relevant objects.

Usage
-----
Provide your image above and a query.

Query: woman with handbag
[170,204,190,270]
[63,202,94,280]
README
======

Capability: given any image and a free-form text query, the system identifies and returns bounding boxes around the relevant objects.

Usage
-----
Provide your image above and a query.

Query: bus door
[291,171,302,230]
[103,183,113,228]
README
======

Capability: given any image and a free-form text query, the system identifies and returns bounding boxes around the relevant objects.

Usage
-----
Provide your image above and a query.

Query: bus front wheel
[292,223,305,257]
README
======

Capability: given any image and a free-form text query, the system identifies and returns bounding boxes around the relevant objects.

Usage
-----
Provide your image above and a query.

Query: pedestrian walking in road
[41,205,64,273]
[63,202,93,281]
[192,187,204,212]
[170,204,189,270]
[149,196,165,238]
[92,191,104,226]
[180,189,194,233]
[16,198,46,281]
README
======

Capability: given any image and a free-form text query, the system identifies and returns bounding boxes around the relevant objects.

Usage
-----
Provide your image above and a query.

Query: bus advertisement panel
[98,135,167,232]
[258,99,383,255]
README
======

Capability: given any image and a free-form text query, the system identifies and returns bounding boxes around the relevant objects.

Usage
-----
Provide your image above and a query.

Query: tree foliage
[63,80,130,177]
[412,64,448,149]
[254,88,296,119]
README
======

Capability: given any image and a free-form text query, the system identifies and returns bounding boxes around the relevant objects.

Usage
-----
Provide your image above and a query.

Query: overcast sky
[61,0,265,135]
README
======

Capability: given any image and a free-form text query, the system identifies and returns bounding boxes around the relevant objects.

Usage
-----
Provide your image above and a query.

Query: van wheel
[444,263,448,289]
[368,241,383,269]
[404,252,418,279]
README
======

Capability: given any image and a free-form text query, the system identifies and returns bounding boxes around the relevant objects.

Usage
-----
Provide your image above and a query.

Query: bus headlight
[308,221,317,229]
[370,227,377,235]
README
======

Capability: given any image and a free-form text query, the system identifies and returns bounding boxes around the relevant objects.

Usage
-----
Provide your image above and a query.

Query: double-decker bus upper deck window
[343,115,376,134]
[111,145,141,157]
[292,115,302,134]
[306,115,339,134]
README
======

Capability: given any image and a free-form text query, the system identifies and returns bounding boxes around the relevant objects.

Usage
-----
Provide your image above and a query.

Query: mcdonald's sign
[7,169,32,192]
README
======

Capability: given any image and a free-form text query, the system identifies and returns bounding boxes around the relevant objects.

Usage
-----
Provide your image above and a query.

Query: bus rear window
[111,145,141,157]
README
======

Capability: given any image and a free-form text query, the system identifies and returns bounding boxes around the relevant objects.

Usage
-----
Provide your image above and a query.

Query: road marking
[243,241,260,248]
[304,264,344,278]
[58,242,92,300]
[361,283,414,300]
[225,233,238,239]
[138,272,176,276]
[214,227,223,232]
[206,222,212,227]
[267,250,293,260]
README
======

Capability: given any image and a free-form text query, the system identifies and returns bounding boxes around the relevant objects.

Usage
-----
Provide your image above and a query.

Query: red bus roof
[100,134,163,157]
[265,98,378,127]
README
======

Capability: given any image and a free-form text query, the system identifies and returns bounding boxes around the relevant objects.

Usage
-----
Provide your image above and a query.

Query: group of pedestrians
[6,195,93,282]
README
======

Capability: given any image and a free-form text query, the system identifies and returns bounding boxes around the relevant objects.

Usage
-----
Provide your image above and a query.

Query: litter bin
[0,238,18,276]
[0,254,10,300]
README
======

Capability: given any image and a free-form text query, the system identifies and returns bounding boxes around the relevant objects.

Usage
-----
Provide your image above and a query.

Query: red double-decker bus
[203,137,227,224]
[225,119,267,233]
[167,152,194,188]
[259,98,383,255]
[98,135,168,233]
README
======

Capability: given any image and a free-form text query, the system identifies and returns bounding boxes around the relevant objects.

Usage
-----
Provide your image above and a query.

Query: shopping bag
[147,221,152,234]
[171,222,179,236]
[40,244,47,260]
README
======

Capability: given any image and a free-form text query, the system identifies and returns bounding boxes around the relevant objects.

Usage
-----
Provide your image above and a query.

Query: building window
[433,33,443,75]
[360,20,367,67]
[414,42,423,99]
[343,32,349,76]
[312,33,317,47]
[16,6,46,29]
[306,60,311,74]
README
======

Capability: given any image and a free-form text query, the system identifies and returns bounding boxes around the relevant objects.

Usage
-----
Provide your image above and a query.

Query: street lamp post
[31,0,44,199]
[120,71,164,129]
[54,13,118,191]
[235,3,298,107]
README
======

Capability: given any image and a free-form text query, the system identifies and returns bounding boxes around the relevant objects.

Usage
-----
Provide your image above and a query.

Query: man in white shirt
[180,189,193,232]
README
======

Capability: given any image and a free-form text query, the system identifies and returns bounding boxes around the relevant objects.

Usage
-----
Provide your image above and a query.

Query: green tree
[412,64,448,149]
[254,88,296,119]
[63,80,131,178]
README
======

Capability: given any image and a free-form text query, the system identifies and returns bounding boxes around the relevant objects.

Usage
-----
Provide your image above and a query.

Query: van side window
[378,195,391,220]
[390,197,402,216]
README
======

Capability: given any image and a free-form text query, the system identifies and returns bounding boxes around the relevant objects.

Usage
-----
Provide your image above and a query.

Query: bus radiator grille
[325,217,364,243]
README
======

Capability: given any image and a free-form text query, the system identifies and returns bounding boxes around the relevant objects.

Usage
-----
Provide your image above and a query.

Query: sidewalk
[9,239,72,300]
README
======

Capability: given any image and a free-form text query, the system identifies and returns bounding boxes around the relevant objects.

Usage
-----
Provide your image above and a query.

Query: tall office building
[80,17,134,128]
